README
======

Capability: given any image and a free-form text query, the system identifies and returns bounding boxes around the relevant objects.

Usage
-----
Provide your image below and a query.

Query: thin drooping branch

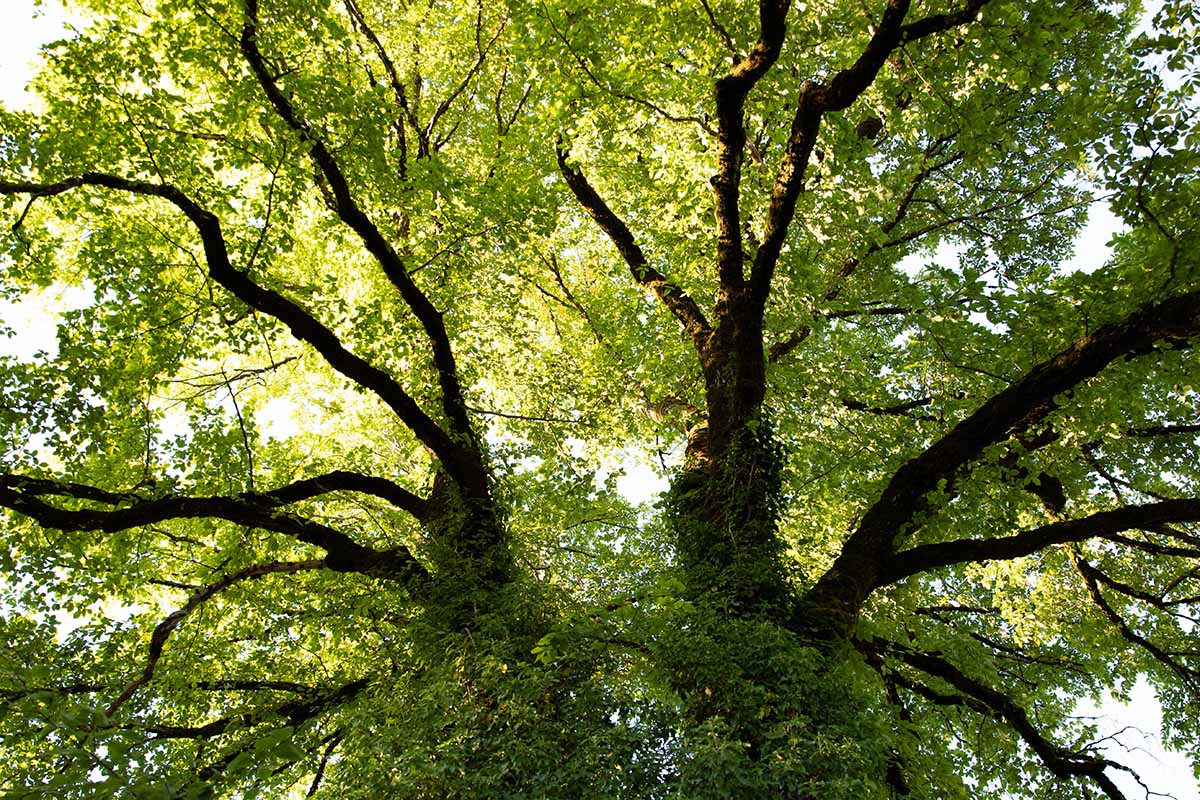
[555,146,713,349]
[425,5,506,151]
[544,12,715,133]
[195,681,366,782]
[0,472,428,582]
[107,560,324,716]
[699,0,739,58]
[823,148,964,301]
[867,639,1135,800]
[806,289,1200,624]
[1074,555,1200,694]
[879,500,1200,587]
[1,174,472,479]
[1099,529,1200,559]
[1081,560,1200,632]
[241,0,489,496]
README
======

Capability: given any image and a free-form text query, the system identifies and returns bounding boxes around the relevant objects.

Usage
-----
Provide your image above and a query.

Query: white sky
[0,2,1196,798]
[0,0,72,111]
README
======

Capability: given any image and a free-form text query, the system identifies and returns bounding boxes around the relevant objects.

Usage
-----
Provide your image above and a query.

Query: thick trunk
[698,287,769,461]
[673,289,791,617]
[421,471,516,630]
[658,293,897,798]
[668,422,791,617]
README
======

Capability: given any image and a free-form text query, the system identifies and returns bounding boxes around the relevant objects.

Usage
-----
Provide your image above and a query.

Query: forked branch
[241,0,489,495]
[807,289,1200,622]
[107,560,324,716]
[751,0,990,305]
[0,472,429,582]
[866,639,1136,800]
[1074,555,1200,694]
[0,174,474,489]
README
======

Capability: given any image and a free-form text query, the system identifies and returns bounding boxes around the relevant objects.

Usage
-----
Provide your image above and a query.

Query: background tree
[1,0,1198,797]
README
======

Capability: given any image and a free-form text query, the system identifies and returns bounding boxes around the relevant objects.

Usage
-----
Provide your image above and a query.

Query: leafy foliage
[1,0,1199,797]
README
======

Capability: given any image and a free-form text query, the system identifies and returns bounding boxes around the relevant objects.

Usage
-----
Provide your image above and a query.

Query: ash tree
[1,0,1199,796]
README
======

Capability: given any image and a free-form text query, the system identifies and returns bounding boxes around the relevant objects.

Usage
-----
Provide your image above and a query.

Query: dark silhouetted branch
[240,0,489,496]
[866,639,1135,800]
[556,145,713,350]
[880,500,1200,586]
[0,472,429,583]
[107,560,324,716]
[807,290,1200,624]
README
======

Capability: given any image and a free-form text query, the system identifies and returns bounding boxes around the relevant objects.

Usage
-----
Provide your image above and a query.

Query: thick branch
[710,0,792,288]
[880,500,1200,586]
[0,473,428,582]
[258,470,429,519]
[842,395,934,419]
[898,0,990,42]
[241,0,488,495]
[807,290,1200,624]
[0,469,428,520]
[0,174,472,487]
[556,146,713,349]
[751,0,989,305]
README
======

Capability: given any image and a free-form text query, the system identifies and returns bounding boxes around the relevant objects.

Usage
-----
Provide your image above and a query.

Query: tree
[0,0,1198,795]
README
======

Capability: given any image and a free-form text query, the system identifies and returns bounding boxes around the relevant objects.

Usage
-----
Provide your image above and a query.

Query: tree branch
[146,681,358,741]
[555,145,713,349]
[107,560,324,716]
[806,289,1200,624]
[867,638,1135,800]
[543,12,714,133]
[342,0,414,175]
[0,472,429,582]
[710,0,792,288]
[240,0,489,495]
[306,732,345,796]
[751,0,989,305]
[842,395,934,419]
[194,681,366,781]
[880,500,1200,587]
[425,4,506,151]
[0,173,486,493]
[823,147,964,302]
[258,470,429,520]
[1074,555,1200,694]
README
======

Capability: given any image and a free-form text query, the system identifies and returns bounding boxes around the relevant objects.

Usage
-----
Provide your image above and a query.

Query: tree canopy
[1,0,1199,797]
